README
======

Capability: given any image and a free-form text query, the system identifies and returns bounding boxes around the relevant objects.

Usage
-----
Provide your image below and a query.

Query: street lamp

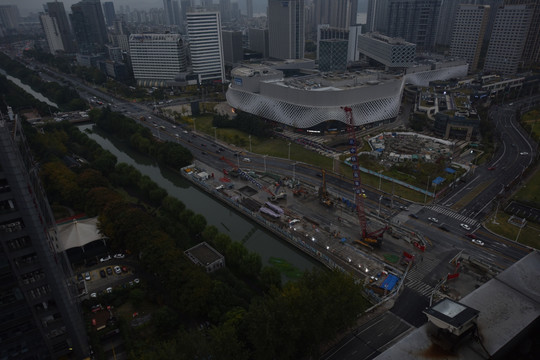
[249,135,252,152]
[378,170,383,190]
[424,176,431,204]
[516,219,524,242]
[263,155,267,173]
[292,162,296,182]
[378,195,383,216]
[288,142,291,160]
[193,118,197,133]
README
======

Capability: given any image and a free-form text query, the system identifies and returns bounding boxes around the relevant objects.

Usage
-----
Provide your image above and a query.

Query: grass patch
[451,179,494,211]
[484,212,540,249]
[513,167,540,208]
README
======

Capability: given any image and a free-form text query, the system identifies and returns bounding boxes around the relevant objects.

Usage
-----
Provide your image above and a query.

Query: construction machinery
[318,170,333,207]
[220,156,275,198]
[343,106,388,247]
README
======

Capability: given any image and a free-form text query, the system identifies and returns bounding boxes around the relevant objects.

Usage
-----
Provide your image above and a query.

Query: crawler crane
[342,106,388,247]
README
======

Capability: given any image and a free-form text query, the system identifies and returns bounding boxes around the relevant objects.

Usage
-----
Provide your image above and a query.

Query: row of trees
[213,110,274,138]
[91,108,193,170]
[0,52,86,111]
[29,120,369,358]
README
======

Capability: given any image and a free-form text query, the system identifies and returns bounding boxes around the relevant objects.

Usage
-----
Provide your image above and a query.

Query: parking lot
[75,256,140,299]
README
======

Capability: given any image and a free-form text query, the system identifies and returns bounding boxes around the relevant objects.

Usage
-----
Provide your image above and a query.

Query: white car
[471,239,484,246]
[85,272,91,281]
[242,157,251,162]
[428,217,439,223]
[520,152,529,155]
[460,223,471,230]
[134,278,140,284]
[106,287,113,293]
[113,253,125,259]
[100,255,111,262]
[90,292,97,298]
[114,266,122,275]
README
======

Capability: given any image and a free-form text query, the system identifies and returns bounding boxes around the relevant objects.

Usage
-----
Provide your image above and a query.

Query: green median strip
[451,179,494,211]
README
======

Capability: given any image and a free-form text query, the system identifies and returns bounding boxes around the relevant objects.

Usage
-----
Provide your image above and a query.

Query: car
[201,151,207,155]
[100,255,111,262]
[77,273,83,281]
[399,205,409,210]
[520,152,529,155]
[488,166,496,170]
[106,267,113,276]
[465,233,477,239]
[428,217,439,223]
[85,272,91,281]
[439,225,449,232]
[460,223,471,230]
[113,253,125,259]
[172,125,176,128]
[106,287,113,293]
[218,147,225,152]
[90,292,97,298]
[408,213,419,219]
[242,158,251,162]
[114,266,122,275]
[100,270,106,278]
[134,278,140,284]
[471,239,484,246]
[289,219,300,225]
[201,143,206,147]
[121,266,128,273]
[174,133,179,137]
[183,130,188,134]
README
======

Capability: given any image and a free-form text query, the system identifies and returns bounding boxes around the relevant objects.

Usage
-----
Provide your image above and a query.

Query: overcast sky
[10,0,367,18]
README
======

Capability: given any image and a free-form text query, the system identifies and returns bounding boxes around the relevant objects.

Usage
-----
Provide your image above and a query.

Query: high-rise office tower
[366,0,388,33]
[103,1,116,27]
[0,5,19,35]
[268,0,305,60]
[220,0,231,22]
[246,0,253,18]
[40,13,65,54]
[450,5,490,73]
[222,30,243,65]
[504,0,540,69]
[46,1,77,53]
[186,11,225,83]
[180,0,192,29]
[484,4,533,75]
[70,0,108,54]
[163,0,181,25]
[314,0,358,29]
[248,27,269,57]
[0,114,89,359]
[386,0,441,51]
[129,34,187,85]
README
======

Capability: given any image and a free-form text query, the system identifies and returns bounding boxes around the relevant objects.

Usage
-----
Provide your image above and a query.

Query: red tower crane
[219,156,276,197]
[343,106,387,247]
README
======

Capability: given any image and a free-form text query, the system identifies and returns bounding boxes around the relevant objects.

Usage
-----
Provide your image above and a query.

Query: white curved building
[226,61,468,128]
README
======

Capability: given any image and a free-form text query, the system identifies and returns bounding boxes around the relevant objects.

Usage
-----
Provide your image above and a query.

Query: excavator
[318,170,333,207]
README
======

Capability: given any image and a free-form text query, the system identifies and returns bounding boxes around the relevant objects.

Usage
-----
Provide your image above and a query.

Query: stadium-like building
[226,60,468,129]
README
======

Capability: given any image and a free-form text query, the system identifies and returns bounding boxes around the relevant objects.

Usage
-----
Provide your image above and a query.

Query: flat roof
[374,250,540,360]
[424,298,479,328]
[185,242,223,266]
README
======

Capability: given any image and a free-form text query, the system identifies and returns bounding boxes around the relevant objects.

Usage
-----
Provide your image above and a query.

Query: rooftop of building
[185,242,224,266]
[375,250,540,360]
[361,32,415,46]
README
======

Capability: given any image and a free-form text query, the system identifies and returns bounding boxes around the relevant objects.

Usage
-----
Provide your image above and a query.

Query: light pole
[516,220,524,242]
[378,170,383,190]
[193,118,197,133]
[249,135,252,152]
[263,155,267,173]
[378,195,383,216]
[292,162,296,182]
[424,176,431,204]
[213,127,217,141]
[288,142,291,160]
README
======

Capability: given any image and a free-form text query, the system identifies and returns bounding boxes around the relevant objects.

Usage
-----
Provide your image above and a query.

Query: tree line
[27,119,370,359]
[0,52,86,112]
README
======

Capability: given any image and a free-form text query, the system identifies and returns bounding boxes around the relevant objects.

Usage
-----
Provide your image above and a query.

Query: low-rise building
[185,242,225,273]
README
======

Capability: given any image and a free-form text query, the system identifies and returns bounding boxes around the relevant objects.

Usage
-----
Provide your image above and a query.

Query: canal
[79,124,321,274]
[0,68,59,108]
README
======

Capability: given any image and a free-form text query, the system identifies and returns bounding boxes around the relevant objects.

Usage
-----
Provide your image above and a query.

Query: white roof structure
[57,217,104,251]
